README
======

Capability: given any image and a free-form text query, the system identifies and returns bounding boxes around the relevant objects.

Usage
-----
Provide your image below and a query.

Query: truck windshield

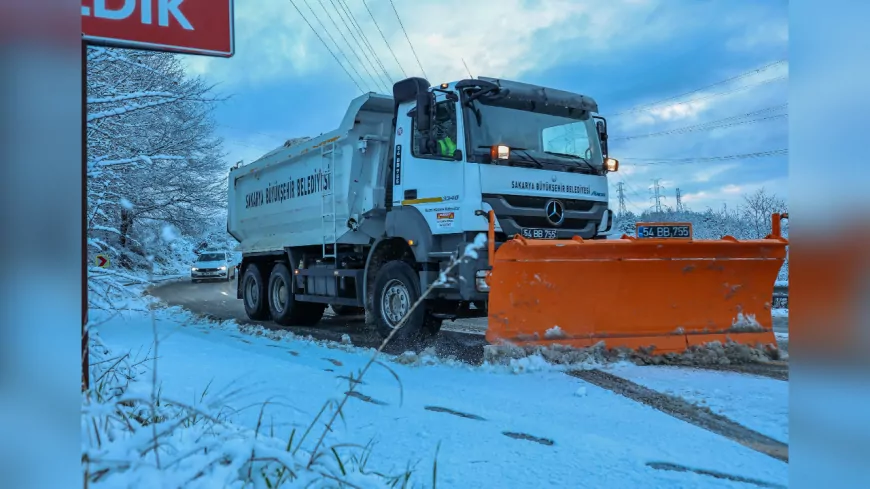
[465,98,603,170]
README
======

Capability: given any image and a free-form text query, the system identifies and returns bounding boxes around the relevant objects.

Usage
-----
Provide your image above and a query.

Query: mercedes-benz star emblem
[545,199,565,226]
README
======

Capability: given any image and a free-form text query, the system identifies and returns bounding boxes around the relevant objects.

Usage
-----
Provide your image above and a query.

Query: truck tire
[242,263,271,321]
[331,304,365,316]
[267,263,325,326]
[371,260,436,343]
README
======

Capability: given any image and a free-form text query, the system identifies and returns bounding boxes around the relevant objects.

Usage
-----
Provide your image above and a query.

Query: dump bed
[228,93,394,253]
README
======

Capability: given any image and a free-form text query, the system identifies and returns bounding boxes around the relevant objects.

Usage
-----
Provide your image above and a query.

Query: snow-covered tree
[741,187,788,239]
[86,47,227,277]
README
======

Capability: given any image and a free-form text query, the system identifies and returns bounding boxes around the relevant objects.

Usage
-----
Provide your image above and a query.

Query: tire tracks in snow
[566,369,789,463]
[691,362,789,381]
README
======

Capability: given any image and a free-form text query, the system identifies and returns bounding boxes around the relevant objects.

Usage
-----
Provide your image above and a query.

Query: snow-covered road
[93,303,789,488]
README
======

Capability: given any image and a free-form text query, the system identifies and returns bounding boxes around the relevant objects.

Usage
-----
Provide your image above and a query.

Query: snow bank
[479,338,784,372]
[481,341,617,373]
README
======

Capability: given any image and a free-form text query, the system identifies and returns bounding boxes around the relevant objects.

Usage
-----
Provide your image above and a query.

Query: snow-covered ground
[83,286,789,488]
[604,364,788,443]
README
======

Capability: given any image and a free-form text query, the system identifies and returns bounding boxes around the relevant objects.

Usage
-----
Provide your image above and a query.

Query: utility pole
[616,182,627,216]
[650,178,665,214]
[675,187,683,212]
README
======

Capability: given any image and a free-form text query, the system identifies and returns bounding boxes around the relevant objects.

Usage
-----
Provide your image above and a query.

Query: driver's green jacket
[437,136,457,157]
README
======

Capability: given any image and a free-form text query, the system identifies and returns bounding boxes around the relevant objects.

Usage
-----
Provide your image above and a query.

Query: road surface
[148,278,490,362]
[148,278,789,364]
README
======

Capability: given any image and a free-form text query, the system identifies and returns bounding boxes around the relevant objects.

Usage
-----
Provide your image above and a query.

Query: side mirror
[453,149,463,161]
[415,91,433,132]
[595,118,608,158]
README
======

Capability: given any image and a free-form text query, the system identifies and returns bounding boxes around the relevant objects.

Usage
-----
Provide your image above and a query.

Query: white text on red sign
[81,0,194,30]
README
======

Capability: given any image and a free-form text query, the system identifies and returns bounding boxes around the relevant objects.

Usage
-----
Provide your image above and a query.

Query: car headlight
[219,266,226,270]
[191,267,198,271]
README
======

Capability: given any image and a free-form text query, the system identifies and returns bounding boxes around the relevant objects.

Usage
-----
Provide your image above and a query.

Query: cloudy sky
[183,0,788,214]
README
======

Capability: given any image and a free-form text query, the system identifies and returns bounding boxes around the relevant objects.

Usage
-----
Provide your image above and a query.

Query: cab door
[394,93,466,234]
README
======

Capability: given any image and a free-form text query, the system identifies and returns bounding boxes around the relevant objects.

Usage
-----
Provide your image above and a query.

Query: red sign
[82,0,235,57]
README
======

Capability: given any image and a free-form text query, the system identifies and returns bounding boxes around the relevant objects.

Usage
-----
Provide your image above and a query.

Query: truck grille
[481,193,606,240]
[498,194,597,212]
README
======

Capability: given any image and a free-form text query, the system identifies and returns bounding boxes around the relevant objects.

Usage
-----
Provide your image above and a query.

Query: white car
[191,251,237,283]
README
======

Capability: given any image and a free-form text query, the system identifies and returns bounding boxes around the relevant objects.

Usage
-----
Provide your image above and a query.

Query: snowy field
[83,283,789,488]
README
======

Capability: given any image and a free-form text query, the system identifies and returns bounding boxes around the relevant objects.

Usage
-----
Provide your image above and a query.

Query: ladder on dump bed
[321,141,338,259]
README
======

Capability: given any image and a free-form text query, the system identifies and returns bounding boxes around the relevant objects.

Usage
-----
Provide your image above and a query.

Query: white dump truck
[227,76,619,343]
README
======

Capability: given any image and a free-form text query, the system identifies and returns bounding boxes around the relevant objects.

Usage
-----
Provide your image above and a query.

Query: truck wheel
[268,263,325,326]
[331,304,365,316]
[371,260,430,343]
[242,263,271,321]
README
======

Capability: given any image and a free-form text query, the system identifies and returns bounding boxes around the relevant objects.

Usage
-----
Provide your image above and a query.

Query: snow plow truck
[227,76,788,354]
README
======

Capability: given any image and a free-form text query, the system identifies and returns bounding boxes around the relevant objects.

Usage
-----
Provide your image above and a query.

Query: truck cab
[383,77,617,309]
[390,77,616,241]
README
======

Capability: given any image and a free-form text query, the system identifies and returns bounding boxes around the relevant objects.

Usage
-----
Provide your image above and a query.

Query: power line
[614,75,787,117]
[611,104,788,142]
[302,0,373,92]
[325,0,390,92]
[336,0,394,85]
[462,58,474,79]
[617,113,787,142]
[388,0,428,79]
[361,0,408,79]
[288,0,366,94]
[317,0,387,93]
[621,149,788,166]
[615,60,787,115]
[621,179,646,201]
[619,179,647,211]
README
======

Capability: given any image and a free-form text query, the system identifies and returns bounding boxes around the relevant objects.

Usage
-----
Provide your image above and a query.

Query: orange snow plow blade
[484,212,789,354]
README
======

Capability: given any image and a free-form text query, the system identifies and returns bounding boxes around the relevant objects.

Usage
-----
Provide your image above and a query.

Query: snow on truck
[228,76,789,354]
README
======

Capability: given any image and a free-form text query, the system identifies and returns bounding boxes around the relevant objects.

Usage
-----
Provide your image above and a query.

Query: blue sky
[182,0,788,214]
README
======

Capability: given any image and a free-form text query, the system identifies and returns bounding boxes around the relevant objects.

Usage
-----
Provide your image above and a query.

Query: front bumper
[423,240,492,302]
[191,269,229,279]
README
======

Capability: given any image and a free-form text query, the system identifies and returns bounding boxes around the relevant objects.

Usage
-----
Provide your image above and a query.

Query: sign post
[82,0,235,392]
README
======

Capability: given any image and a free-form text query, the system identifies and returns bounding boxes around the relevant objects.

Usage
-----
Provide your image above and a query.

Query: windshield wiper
[543,151,598,173]
[512,148,544,168]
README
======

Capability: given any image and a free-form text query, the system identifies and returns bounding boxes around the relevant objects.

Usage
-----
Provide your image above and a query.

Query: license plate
[636,222,693,239]
[521,228,558,239]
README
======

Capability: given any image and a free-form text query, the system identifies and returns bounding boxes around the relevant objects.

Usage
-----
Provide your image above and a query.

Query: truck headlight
[605,157,619,172]
[490,145,510,160]
[475,270,490,292]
